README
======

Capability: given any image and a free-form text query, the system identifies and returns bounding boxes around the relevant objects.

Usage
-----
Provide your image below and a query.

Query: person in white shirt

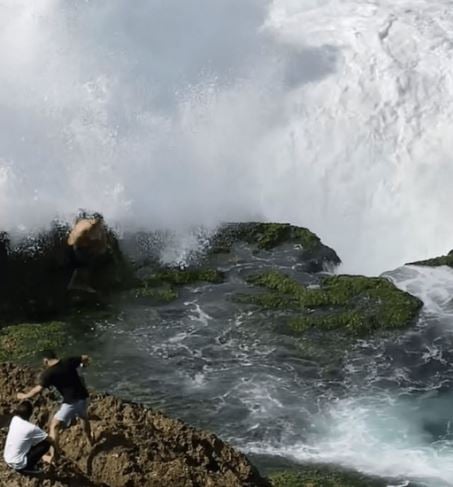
[3,401,54,473]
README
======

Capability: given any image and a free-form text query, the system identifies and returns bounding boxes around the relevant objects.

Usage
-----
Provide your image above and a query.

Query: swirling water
[4,0,453,484]
[61,257,453,487]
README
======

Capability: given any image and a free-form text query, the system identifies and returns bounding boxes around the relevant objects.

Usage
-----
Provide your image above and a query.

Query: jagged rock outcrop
[0,224,131,324]
[0,363,269,487]
[0,222,341,323]
[407,249,453,268]
[209,222,341,272]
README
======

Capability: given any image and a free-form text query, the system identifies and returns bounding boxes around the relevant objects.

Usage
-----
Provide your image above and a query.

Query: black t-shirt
[39,357,89,404]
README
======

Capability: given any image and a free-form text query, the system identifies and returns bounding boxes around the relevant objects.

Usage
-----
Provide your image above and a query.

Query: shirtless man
[67,213,108,293]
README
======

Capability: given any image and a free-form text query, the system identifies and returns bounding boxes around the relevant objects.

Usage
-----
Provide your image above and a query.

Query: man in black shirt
[17,350,94,462]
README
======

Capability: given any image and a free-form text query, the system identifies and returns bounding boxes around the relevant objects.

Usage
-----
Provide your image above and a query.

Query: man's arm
[17,384,43,400]
[41,431,58,463]
[68,355,90,368]
[45,434,57,451]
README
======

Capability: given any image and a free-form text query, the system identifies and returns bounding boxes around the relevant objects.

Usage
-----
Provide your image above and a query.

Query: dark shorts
[72,247,94,268]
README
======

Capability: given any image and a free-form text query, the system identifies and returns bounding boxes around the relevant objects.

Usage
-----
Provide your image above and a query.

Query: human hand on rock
[42,453,54,465]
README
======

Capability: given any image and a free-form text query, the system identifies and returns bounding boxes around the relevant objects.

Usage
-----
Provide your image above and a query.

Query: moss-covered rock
[408,249,453,268]
[243,223,321,251]
[130,267,225,304]
[210,223,340,272]
[0,322,67,362]
[130,285,179,304]
[270,466,386,487]
[211,222,322,251]
[0,221,339,322]
[236,271,422,336]
[147,267,225,286]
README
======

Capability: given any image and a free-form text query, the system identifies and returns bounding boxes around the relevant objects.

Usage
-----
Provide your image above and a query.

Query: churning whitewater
[243,265,453,486]
[2,0,453,273]
[2,1,453,485]
[69,255,453,487]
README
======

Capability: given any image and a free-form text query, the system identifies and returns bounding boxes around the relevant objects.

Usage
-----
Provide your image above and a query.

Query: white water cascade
[2,0,453,273]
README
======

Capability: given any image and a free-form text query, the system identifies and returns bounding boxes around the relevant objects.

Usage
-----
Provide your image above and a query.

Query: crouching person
[3,401,54,473]
[17,350,94,459]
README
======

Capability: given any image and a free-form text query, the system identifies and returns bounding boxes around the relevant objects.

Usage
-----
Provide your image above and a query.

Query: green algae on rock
[130,267,226,304]
[147,267,225,286]
[241,223,322,251]
[209,223,340,272]
[132,285,178,302]
[270,466,386,487]
[0,221,339,324]
[237,271,422,336]
[0,321,66,362]
[210,222,322,251]
[407,249,453,268]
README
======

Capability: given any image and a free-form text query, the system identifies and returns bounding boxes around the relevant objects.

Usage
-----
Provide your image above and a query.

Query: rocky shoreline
[0,363,402,487]
[0,221,434,486]
[0,222,421,333]
[0,363,269,487]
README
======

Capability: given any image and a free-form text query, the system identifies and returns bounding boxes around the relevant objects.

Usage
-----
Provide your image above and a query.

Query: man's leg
[50,403,75,460]
[68,247,96,293]
[68,268,96,293]
[24,439,51,470]
[77,400,94,445]
[81,417,94,446]
[49,416,64,460]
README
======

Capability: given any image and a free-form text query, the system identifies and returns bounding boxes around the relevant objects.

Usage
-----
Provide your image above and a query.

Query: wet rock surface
[269,465,386,487]
[0,363,269,487]
[0,222,341,324]
[0,224,130,325]
[268,464,424,487]
[236,271,423,336]
[0,223,437,486]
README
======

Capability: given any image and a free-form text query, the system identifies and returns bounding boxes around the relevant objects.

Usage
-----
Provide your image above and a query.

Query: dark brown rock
[0,363,269,487]
[0,224,132,324]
